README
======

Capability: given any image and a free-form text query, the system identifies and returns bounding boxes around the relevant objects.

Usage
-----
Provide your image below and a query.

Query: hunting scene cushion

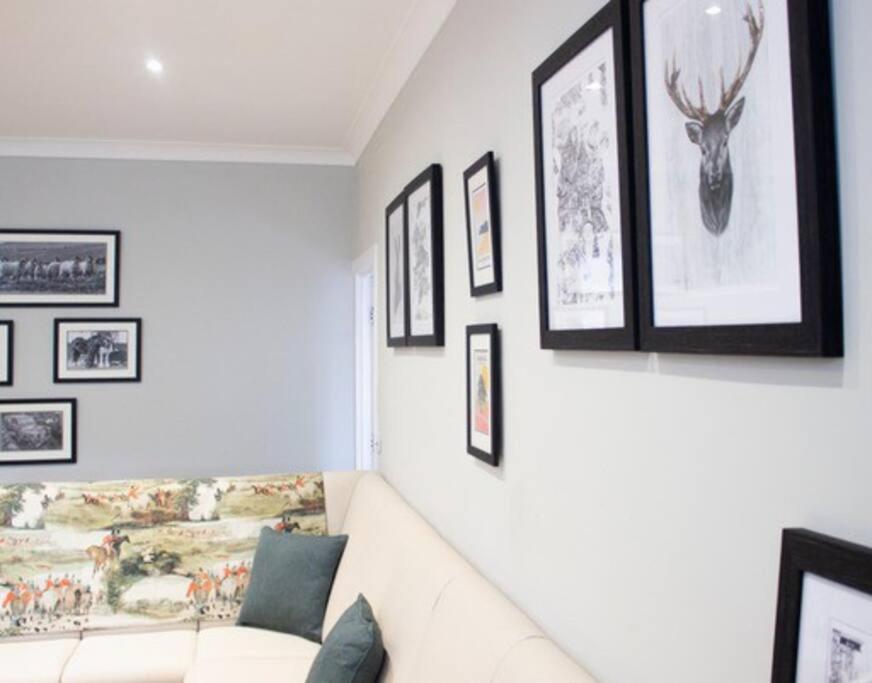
[0,472,327,638]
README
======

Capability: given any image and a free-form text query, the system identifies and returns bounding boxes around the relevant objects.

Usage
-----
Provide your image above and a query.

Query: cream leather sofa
[0,472,596,683]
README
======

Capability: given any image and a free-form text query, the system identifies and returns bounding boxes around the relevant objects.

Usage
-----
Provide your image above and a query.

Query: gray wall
[354,1,871,682]
[0,158,355,482]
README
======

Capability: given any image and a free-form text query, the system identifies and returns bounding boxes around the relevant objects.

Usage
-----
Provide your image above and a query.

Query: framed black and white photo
[533,0,637,351]
[630,0,841,356]
[464,152,502,297]
[0,229,120,307]
[466,324,501,466]
[405,164,444,346]
[0,399,77,466]
[0,321,12,386]
[54,318,142,383]
[772,529,872,683]
[385,192,408,347]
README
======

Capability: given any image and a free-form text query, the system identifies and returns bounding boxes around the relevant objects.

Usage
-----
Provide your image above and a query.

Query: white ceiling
[0,0,456,165]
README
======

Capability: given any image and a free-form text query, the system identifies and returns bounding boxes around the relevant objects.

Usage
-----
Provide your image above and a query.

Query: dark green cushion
[237,527,348,643]
[305,594,385,683]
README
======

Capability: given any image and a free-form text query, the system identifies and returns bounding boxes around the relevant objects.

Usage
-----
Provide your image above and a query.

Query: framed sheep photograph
[54,318,142,383]
[0,321,12,386]
[0,229,120,307]
[0,399,77,466]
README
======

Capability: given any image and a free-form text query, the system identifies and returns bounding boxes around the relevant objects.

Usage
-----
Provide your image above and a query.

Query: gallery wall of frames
[0,228,143,466]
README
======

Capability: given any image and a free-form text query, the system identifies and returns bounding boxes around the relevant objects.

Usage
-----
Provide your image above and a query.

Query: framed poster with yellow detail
[466,324,500,466]
[464,152,502,297]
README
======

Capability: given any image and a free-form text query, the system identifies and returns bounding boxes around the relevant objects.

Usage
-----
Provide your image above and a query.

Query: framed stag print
[464,152,502,297]
[466,324,500,466]
[0,399,77,466]
[385,192,408,347]
[0,229,120,307]
[630,0,842,355]
[54,318,142,383]
[0,321,12,386]
[533,0,637,351]
[405,164,444,347]
[772,529,872,683]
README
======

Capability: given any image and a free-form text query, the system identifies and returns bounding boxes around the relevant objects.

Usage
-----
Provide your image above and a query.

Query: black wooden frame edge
[0,321,12,387]
[466,323,500,467]
[0,229,121,309]
[385,192,409,348]
[405,164,445,347]
[0,398,77,466]
[53,318,143,384]
[629,0,842,357]
[771,529,872,682]
[463,151,503,298]
[532,0,638,352]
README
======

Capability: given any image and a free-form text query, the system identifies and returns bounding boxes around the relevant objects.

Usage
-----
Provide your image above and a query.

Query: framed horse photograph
[54,318,142,383]
[0,399,77,466]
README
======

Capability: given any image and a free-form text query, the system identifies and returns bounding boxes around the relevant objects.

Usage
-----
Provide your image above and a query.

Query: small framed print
[466,324,501,466]
[385,192,408,347]
[533,0,637,351]
[630,0,842,356]
[0,399,77,466]
[464,152,502,297]
[0,229,120,307]
[773,529,872,683]
[405,165,444,347]
[0,321,12,386]
[54,318,142,383]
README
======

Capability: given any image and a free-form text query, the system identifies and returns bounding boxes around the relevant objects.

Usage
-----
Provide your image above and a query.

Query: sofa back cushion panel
[195,625,320,661]
[493,636,599,683]
[183,656,317,683]
[306,594,384,683]
[0,636,79,683]
[323,472,365,535]
[237,528,347,642]
[0,473,326,639]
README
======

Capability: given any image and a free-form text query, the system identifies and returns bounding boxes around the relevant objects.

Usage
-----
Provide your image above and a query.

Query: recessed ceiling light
[705,5,722,15]
[145,57,164,75]
[586,82,604,91]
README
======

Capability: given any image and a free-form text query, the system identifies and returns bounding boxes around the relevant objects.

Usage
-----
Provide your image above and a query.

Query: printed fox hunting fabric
[0,472,326,638]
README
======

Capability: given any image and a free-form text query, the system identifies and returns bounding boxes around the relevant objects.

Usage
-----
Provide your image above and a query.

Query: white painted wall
[0,158,356,483]
[353,1,871,681]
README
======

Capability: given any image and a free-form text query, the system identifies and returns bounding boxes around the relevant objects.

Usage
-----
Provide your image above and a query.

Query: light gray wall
[0,158,355,483]
[354,1,870,682]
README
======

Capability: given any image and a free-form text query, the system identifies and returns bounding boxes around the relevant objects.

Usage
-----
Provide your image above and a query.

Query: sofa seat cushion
[61,630,196,683]
[0,637,79,683]
[184,657,315,683]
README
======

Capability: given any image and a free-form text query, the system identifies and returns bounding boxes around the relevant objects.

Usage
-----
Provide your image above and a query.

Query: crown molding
[0,138,355,166]
[345,0,457,161]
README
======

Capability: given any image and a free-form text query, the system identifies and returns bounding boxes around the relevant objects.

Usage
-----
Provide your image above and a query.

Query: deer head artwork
[664,2,765,236]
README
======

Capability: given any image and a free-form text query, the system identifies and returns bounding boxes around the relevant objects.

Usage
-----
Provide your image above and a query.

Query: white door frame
[353,245,379,471]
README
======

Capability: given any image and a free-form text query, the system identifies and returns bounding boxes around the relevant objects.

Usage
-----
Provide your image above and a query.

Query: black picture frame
[405,164,445,347]
[0,320,12,387]
[53,318,143,383]
[532,0,638,352]
[629,0,842,356]
[464,152,503,297]
[772,529,872,682]
[0,398,77,466]
[466,324,501,467]
[0,229,121,308]
[385,191,409,348]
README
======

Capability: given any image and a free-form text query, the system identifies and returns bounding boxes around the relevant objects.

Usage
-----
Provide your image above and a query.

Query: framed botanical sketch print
[385,191,408,347]
[533,0,637,351]
[0,321,12,386]
[772,529,872,683]
[54,318,142,383]
[630,0,842,355]
[405,164,444,347]
[464,152,502,297]
[466,324,500,466]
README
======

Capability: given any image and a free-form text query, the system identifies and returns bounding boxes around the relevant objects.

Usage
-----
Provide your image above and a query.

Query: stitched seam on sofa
[488,635,548,683]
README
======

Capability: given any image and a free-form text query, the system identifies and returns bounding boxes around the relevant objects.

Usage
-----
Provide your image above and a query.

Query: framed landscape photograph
[772,529,872,683]
[0,321,12,386]
[466,324,501,466]
[405,164,444,346]
[385,192,408,347]
[54,318,142,383]
[629,0,841,355]
[464,152,502,297]
[533,0,637,351]
[0,399,77,466]
[0,229,120,307]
